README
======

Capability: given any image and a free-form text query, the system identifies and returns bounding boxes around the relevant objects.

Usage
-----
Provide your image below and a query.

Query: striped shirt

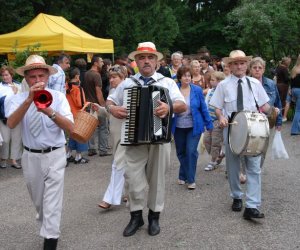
[205,88,217,121]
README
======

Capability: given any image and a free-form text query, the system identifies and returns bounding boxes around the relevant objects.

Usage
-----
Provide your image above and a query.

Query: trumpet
[34,90,53,109]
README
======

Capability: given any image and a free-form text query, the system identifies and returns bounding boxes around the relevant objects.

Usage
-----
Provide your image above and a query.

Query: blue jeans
[224,127,262,208]
[291,88,300,135]
[174,127,201,184]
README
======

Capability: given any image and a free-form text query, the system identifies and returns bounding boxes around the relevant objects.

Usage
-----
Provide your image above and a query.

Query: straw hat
[223,50,252,65]
[16,55,58,76]
[128,42,163,61]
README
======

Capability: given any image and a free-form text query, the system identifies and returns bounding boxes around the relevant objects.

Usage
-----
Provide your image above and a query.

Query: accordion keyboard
[152,91,162,136]
[121,88,139,144]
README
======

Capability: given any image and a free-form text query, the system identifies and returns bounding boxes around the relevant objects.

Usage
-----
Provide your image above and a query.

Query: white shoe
[187,183,196,189]
[177,179,185,185]
[282,117,287,122]
[0,160,7,168]
[204,162,217,171]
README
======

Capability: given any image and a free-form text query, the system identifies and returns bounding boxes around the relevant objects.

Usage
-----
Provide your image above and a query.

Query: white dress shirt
[5,88,73,149]
[107,72,185,106]
[209,75,269,118]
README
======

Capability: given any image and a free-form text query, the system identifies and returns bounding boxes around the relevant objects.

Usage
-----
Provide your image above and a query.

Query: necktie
[29,105,42,137]
[140,76,151,85]
[237,79,244,111]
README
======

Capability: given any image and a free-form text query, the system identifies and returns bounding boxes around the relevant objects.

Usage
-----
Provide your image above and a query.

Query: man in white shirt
[48,53,71,94]
[107,42,186,237]
[210,50,278,220]
[6,55,74,250]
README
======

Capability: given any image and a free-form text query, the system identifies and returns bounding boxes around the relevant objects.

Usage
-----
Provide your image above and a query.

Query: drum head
[229,112,248,155]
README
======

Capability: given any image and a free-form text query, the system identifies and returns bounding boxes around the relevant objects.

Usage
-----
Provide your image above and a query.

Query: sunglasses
[109,66,123,73]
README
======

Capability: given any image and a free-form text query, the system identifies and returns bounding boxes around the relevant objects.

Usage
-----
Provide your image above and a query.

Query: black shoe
[88,149,97,156]
[123,210,144,237]
[243,208,265,220]
[148,209,160,236]
[232,199,243,212]
[67,155,75,163]
[99,151,112,157]
[44,238,58,250]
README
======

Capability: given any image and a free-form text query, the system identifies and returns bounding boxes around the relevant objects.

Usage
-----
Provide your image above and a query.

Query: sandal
[98,201,111,209]
[74,157,89,164]
[216,152,225,165]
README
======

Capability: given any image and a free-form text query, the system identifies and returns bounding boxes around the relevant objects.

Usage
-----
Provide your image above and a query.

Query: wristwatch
[48,111,56,120]
[106,104,114,114]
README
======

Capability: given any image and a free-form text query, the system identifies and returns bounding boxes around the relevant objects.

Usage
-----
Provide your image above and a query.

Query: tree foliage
[225,0,300,61]
[0,0,299,61]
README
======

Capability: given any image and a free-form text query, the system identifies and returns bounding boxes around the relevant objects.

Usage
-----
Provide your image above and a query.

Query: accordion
[120,85,173,145]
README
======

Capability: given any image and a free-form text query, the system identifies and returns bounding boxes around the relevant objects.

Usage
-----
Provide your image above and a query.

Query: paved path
[0,122,299,250]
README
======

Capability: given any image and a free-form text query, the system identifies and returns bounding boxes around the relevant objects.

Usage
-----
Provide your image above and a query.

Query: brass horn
[33,90,53,109]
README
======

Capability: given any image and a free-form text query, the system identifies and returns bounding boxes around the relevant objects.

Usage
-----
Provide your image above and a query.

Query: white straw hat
[128,42,163,61]
[223,50,252,64]
[16,55,58,76]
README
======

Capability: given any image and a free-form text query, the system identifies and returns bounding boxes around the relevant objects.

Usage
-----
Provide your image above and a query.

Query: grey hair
[171,52,183,60]
[250,57,266,68]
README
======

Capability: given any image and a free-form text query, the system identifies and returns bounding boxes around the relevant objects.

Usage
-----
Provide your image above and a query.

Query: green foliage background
[0,0,299,62]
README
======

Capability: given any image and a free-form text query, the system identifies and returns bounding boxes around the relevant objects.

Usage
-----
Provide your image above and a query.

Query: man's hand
[110,105,128,119]
[28,82,46,102]
[154,100,169,118]
[218,116,228,128]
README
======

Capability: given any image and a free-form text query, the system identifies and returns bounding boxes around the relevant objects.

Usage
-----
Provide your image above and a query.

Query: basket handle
[80,102,92,111]
[80,102,108,118]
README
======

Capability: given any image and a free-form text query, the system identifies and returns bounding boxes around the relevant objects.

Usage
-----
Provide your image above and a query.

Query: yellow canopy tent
[0,13,114,56]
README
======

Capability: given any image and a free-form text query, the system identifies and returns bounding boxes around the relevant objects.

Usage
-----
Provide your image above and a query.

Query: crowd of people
[0,42,299,249]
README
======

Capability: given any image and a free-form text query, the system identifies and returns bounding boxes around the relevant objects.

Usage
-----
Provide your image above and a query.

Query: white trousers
[0,120,22,160]
[21,147,66,239]
[103,160,125,205]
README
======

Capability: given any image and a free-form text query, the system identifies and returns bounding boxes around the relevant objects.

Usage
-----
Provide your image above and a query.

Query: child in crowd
[66,67,89,164]
[203,71,226,171]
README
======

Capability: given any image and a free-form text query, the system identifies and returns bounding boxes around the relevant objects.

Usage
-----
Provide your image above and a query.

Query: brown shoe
[98,201,111,209]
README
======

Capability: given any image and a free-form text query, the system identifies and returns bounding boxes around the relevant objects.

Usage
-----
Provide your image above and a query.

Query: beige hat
[128,42,163,61]
[16,55,58,76]
[223,50,252,64]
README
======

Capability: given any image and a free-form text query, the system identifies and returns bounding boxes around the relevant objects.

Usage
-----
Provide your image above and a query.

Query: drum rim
[229,111,250,155]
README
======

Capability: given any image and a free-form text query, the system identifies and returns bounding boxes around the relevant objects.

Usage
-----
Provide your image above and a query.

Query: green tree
[169,0,238,56]
[225,0,300,61]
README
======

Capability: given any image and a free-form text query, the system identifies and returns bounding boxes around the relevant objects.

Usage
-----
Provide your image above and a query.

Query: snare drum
[229,111,270,156]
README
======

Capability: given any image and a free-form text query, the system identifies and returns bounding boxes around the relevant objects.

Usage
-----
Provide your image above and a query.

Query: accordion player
[120,85,173,145]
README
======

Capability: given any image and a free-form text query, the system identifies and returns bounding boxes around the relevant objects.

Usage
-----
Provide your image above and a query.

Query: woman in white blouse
[0,65,22,169]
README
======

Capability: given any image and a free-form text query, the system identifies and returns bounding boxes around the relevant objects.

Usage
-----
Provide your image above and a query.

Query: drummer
[209,50,278,220]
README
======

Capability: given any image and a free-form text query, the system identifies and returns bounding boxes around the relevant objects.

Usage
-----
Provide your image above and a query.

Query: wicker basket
[71,102,99,143]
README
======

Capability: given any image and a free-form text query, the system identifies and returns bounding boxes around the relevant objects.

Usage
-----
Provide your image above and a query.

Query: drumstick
[228,121,238,125]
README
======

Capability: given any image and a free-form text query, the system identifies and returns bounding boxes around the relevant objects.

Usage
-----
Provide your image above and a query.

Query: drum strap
[246,77,260,111]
